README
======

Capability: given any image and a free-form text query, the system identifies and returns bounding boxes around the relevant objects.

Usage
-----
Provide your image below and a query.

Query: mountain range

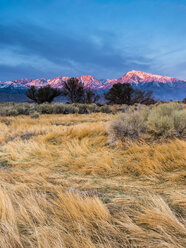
[0,70,186,102]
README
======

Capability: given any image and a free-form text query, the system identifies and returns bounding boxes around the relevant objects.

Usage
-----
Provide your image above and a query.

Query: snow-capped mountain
[47,76,71,88]
[0,78,32,89]
[77,75,104,90]
[100,79,118,89]
[0,70,186,101]
[117,70,181,84]
[115,71,186,100]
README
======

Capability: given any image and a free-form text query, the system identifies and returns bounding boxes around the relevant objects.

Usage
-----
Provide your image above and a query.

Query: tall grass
[0,112,185,247]
[0,170,185,247]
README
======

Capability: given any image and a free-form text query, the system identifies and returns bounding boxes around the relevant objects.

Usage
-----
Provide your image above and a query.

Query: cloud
[0,22,153,80]
[0,64,44,81]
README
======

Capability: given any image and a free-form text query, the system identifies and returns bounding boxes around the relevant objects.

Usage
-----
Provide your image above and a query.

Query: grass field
[0,113,185,248]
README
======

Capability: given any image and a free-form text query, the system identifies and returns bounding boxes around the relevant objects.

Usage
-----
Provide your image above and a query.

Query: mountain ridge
[0,70,186,101]
[1,70,185,90]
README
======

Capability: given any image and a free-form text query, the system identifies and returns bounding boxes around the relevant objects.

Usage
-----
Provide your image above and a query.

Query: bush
[173,110,186,136]
[52,103,66,114]
[63,104,78,114]
[147,115,175,137]
[15,104,30,115]
[100,105,112,113]
[30,111,40,119]
[87,103,99,113]
[108,102,186,142]
[147,103,186,138]
[76,104,89,114]
[6,108,19,116]
[108,108,148,141]
[0,102,119,116]
[37,103,54,114]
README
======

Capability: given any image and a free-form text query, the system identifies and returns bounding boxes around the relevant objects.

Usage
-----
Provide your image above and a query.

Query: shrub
[64,105,78,114]
[30,111,40,119]
[147,115,175,137]
[77,104,89,114]
[118,104,129,113]
[173,110,186,136]
[100,105,112,113]
[6,108,19,116]
[52,103,66,114]
[108,109,147,141]
[87,103,99,113]
[15,104,30,115]
[147,103,186,138]
[0,102,114,116]
[37,103,54,114]
[108,102,186,142]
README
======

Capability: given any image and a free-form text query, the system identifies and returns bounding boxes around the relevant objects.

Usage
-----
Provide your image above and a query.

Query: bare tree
[131,90,156,105]
[25,86,61,104]
[84,89,100,104]
[62,78,84,103]
[105,83,134,104]
[105,83,155,105]
[62,78,100,103]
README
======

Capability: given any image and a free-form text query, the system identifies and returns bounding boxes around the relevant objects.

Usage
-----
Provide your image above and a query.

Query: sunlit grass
[0,113,185,248]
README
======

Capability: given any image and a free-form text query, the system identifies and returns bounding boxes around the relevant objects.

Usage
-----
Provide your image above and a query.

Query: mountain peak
[126,70,143,75]
[119,70,182,84]
[78,75,96,80]
[77,75,103,89]
[0,71,186,101]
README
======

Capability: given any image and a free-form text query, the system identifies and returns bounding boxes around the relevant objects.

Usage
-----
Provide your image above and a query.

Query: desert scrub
[52,103,66,114]
[87,103,99,113]
[30,111,40,119]
[147,102,186,138]
[6,108,19,116]
[100,104,112,113]
[108,108,148,141]
[64,104,79,114]
[37,103,54,114]
[0,102,113,116]
[108,102,186,142]
[14,103,30,115]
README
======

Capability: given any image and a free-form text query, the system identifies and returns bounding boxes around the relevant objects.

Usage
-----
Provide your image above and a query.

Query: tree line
[25,77,155,105]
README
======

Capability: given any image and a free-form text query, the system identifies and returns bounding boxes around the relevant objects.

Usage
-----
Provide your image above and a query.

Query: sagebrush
[0,102,112,116]
[108,102,186,141]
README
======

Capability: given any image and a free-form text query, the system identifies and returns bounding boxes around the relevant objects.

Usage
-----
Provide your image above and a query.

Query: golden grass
[0,113,185,248]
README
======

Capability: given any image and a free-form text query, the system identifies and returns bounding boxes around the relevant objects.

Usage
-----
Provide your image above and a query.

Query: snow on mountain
[0,80,28,89]
[0,71,186,101]
[102,79,117,89]
[15,79,32,84]
[77,75,104,89]
[47,76,63,88]
[28,78,48,87]
[117,70,183,84]
[1,70,184,90]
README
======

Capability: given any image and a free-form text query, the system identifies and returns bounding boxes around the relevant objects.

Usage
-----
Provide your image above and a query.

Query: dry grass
[0,113,185,248]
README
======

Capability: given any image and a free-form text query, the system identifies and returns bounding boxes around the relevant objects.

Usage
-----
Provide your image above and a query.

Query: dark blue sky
[0,0,186,81]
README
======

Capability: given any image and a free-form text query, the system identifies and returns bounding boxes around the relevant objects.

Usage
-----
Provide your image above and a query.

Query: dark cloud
[0,64,44,81]
[0,22,152,80]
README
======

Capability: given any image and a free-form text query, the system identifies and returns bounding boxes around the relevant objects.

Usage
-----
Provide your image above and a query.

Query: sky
[0,0,186,81]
